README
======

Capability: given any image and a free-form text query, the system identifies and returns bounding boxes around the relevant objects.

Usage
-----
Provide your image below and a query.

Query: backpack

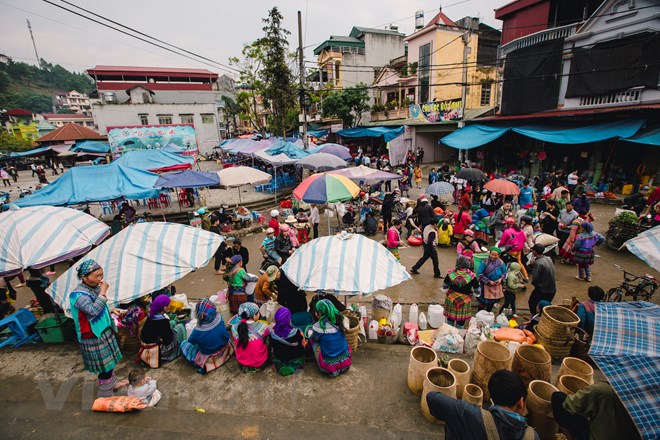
[481,409,535,440]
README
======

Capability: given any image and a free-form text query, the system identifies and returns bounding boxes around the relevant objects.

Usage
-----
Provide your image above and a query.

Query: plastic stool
[0,309,40,348]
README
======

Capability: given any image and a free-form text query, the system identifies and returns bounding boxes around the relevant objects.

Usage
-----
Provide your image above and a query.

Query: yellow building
[5,108,39,141]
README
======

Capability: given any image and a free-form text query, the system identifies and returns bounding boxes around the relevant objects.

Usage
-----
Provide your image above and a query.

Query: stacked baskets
[535,306,580,359]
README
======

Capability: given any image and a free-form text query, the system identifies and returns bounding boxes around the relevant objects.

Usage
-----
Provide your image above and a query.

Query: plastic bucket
[35,315,75,343]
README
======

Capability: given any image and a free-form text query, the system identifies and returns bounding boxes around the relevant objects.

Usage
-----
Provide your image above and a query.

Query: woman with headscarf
[180,298,233,374]
[269,307,306,376]
[232,302,269,372]
[139,294,186,368]
[572,222,605,282]
[311,299,352,377]
[443,256,480,328]
[69,259,123,397]
[559,217,583,265]
[456,230,481,264]
[476,247,507,312]
[227,255,258,314]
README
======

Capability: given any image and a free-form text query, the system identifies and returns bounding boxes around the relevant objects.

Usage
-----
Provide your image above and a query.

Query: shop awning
[440,118,646,149]
[337,126,404,142]
[624,127,660,146]
[9,146,52,157]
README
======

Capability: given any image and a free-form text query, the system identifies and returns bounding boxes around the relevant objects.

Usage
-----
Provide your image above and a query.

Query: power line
[40,0,237,75]
[58,0,239,73]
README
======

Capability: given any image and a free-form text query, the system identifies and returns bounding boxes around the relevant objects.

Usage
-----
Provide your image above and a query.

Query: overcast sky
[0,0,512,78]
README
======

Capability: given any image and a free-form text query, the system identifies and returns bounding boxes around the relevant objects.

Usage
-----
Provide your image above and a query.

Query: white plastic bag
[433,331,464,353]
[475,310,495,325]
[495,313,509,326]
[464,325,482,356]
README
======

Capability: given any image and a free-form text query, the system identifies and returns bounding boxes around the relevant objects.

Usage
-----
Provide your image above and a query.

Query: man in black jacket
[223,237,250,272]
[410,223,441,278]
[416,197,435,229]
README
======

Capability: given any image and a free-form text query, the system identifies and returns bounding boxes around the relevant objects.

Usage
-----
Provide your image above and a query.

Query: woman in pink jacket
[497,218,529,281]
[386,219,402,260]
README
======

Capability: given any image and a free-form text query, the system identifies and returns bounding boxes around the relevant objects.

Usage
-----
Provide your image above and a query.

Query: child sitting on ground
[127,370,161,407]
[437,219,453,247]
[503,262,526,319]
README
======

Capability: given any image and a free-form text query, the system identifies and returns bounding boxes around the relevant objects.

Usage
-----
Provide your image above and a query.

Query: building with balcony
[87,66,237,153]
[51,90,92,115]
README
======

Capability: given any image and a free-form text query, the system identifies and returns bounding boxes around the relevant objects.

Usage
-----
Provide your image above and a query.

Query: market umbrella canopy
[622,226,660,271]
[589,301,660,440]
[48,222,223,315]
[330,165,401,183]
[281,232,411,296]
[426,181,455,196]
[155,170,220,188]
[293,172,359,204]
[216,166,272,188]
[296,152,348,171]
[0,206,110,277]
[484,179,521,195]
[456,168,487,181]
[310,143,352,160]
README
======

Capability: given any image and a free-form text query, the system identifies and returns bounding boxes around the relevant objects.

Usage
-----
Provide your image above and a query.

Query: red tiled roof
[477,104,660,121]
[7,108,33,116]
[88,65,218,78]
[36,123,105,143]
[423,11,458,29]
[41,113,93,119]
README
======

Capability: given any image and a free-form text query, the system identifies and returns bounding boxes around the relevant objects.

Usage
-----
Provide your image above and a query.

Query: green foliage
[229,42,267,135]
[0,57,94,113]
[0,130,34,152]
[56,107,76,114]
[259,7,296,137]
[321,83,370,127]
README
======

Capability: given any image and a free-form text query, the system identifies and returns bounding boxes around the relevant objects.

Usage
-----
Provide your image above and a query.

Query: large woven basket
[117,317,147,354]
[536,306,579,341]
[342,310,360,352]
[535,327,574,359]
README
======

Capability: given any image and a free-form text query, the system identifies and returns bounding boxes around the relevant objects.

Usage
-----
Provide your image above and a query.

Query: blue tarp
[154,170,220,188]
[624,127,660,146]
[265,141,311,159]
[9,146,52,157]
[112,149,193,171]
[71,141,110,154]
[13,163,162,207]
[337,126,405,142]
[440,118,646,149]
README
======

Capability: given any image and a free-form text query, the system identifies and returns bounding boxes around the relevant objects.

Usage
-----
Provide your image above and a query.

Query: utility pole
[460,30,471,163]
[27,20,41,66]
[297,11,308,149]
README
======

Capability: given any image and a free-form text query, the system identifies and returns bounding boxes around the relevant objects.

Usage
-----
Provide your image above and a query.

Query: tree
[321,83,370,127]
[220,95,242,136]
[0,130,34,152]
[229,42,267,136]
[259,7,296,137]
[56,108,76,114]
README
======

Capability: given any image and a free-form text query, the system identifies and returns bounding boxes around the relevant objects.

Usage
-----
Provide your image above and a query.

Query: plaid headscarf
[76,259,101,279]
[238,302,259,320]
[195,298,217,324]
[455,255,471,270]
[149,294,170,319]
[316,298,341,331]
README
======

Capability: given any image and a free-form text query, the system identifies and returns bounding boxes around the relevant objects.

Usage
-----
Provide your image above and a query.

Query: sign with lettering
[107,124,197,155]
[409,99,463,123]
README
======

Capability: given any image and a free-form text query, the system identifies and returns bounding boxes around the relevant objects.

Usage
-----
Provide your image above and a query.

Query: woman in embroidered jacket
[311,299,352,377]
[269,307,305,376]
[232,302,269,372]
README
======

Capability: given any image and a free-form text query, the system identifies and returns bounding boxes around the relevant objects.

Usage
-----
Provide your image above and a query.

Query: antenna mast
[27,20,41,65]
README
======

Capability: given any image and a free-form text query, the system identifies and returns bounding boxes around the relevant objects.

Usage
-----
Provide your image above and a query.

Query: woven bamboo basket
[408,346,438,395]
[117,317,147,354]
[511,344,552,388]
[557,374,590,395]
[470,341,512,405]
[421,367,456,424]
[527,380,559,440]
[556,357,594,385]
[447,358,471,399]
[535,328,574,359]
[343,312,360,352]
[536,306,579,341]
[462,384,483,406]
[571,328,591,360]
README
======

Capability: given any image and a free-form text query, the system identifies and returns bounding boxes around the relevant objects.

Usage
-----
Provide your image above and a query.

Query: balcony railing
[371,107,410,121]
[576,87,642,108]
[500,23,578,57]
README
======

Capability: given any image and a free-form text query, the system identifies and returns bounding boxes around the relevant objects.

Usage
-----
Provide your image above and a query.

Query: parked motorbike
[17,186,32,198]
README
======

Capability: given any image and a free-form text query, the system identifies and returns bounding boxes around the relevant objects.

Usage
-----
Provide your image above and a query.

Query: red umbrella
[484,179,520,195]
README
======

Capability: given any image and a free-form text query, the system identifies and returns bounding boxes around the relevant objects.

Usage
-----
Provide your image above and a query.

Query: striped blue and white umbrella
[47,222,223,315]
[281,232,410,296]
[426,181,455,196]
[623,225,660,271]
[0,206,110,277]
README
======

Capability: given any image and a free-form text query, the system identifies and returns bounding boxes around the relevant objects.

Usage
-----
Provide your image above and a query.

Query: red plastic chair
[147,198,160,210]
[159,193,170,208]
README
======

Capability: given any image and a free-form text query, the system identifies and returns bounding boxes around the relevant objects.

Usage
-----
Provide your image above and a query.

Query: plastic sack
[495,313,509,326]
[464,325,482,356]
[92,396,147,412]
[493,327,536,344]
[170,293,189,309]
[475,310,495,325]
[433,331,464,353]
[259,300,281,323]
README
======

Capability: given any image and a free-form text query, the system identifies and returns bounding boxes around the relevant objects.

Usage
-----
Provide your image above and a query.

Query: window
[138,114,149,125]
[418,43,431,103]
[480,83,492,106]
[158,115,172,125]
[201,114,214,124]
[180,114,194,124]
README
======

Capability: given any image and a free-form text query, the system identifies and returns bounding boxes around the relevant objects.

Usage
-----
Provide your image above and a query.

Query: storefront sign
[409,99,463,123]
[330,123,343,133]
[108,124,198,156]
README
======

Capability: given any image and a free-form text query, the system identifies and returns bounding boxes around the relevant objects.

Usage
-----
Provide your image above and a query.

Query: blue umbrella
[155,170,220,188]
[426,181,455,196]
